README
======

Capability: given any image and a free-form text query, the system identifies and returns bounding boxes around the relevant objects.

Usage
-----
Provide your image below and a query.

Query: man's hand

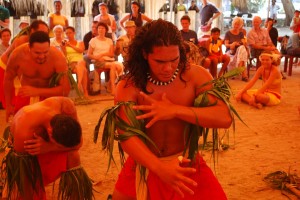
[18,86,38,97]
[155,157,197,198]
[133,92,177,128]
[24,133,54,155]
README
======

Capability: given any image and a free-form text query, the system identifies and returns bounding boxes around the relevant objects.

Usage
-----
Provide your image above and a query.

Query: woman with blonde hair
[235,51,282,109]
[224,17,249,81]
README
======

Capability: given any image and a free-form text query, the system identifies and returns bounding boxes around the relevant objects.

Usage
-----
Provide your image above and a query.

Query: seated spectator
[115,20,136,62]
[180,15,198,45]
[83,21,98,52]
[119,1,151,29]
[247,16,279,62]
[50,25,65,51]
[0,28,11,55]
[235,51,282,109]
[188,0,199,13]
[61,26,88,97]
[18,20,29,30]
[290,10,300,33]
[224,17,248,81]
[94,2,117,41]
[286,31,300,56]
[208,27,230,78]
[265,18,278,47]
[87,22,123,96]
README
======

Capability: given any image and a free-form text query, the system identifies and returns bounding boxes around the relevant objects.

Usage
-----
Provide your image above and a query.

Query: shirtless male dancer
[4,31,70,121]
[3,97,93,199]
[111,19,232,200]
[0,20,49,109]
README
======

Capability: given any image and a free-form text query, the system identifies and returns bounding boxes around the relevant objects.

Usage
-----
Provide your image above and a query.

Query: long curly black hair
[123,18,188,94]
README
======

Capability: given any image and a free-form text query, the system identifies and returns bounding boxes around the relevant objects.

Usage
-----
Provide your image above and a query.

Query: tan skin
[48,1,69,31]
[87,25,123,95]
[0,24,49,65]
[96,5,117,33]
[0,30,11,48]
[235,54,282,108]
[11,97,81,199]
[249,16,277,52]
[113,45,232,199]
[224,19,248,78]
[115,25,136,58]
[4,42,70,121]
[61,28,88,96]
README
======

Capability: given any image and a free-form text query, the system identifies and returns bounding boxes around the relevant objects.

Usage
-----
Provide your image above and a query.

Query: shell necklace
[147,68,179,86]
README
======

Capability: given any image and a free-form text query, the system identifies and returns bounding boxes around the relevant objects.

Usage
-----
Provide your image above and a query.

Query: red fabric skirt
[115,153,227,200]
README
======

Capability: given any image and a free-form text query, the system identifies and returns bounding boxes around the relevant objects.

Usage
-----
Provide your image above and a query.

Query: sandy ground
[0,64,299,200]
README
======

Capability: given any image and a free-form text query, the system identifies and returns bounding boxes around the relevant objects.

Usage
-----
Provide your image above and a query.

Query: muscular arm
[134,67,232,129]
[29,48,70,97]
[115,81,197,197]
[4,49,20,121]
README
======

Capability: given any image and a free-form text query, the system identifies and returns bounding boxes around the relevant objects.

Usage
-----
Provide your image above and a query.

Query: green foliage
[248,0,266,13]
[58,166,94,200]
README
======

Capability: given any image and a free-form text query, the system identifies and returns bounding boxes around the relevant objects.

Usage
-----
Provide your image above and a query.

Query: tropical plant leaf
[94,101,159,172]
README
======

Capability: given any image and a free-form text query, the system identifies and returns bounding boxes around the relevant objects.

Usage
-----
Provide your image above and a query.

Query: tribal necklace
[147,68,179,86]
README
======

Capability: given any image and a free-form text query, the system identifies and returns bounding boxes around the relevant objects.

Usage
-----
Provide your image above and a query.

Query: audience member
[4,31,70,121]
[290,10,300,33]
[61,26,88,97]
[224,17,248,81]
[119,1,151,29]
[176,0,187,13]
[208,27,230,78]
[265,18,278,47]
[0,5,9,29]
[286,31,300,56]
[94,2,117,41]
[188,0,200,13]
[48,0,69,38]
[18,20,29,30]
[87,22,123,95]
[0,28,11,55]
[50,25,65,50]
[247,16,279,63]
[83,21,99,51]
[235,51,282,109]
[199,0,221,36]
[115,20,136,62]
[180,15,198,45]
[269,0,280,20]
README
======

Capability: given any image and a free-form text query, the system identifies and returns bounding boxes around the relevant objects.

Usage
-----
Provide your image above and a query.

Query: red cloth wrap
[115,153,227,200]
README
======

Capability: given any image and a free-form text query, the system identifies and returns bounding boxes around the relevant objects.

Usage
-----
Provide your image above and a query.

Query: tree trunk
[282,0,294,26]
[232,0,248,13]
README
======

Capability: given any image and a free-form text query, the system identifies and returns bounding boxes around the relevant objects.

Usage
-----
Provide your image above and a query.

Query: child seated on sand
[235,51,282,109]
